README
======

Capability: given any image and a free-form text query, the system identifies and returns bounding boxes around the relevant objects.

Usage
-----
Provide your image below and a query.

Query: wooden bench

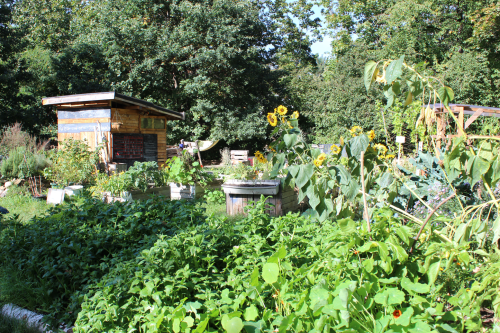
[231,150,249,165]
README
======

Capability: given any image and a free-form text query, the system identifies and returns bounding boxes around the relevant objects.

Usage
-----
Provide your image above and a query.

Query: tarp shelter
[43,92,184,167]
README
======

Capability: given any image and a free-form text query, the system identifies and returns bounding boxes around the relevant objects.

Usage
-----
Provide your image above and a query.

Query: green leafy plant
[72,199,484,332]
[167,151,212,187]
[0,196,205,327]
[1,146,49,179]
[266,107,396,222]
[91,161,169,196]
[203,189,225,205]
[43,138,100,186]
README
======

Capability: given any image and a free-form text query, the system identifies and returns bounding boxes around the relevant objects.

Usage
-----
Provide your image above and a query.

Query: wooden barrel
[222,180,298,216]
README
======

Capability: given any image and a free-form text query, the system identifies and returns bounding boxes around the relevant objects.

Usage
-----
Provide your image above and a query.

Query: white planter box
[170,183,196,200]
[64,185,84,197]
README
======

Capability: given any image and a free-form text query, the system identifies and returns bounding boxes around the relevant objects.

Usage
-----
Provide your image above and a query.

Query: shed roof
[42,91,184,120]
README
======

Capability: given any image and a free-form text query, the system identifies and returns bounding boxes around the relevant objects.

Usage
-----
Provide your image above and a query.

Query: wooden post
[457,106,465,136]
[436,113,445,149]
[195,140,203,167]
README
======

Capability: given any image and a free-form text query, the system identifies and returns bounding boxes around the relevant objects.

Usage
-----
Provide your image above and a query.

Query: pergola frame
[428,104,500,148]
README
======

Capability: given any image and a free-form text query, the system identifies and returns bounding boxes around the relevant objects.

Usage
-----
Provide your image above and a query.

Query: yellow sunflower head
[331,144,341,154]
[317,153,327,162]
[287,121,293,129]
[368,130,375,141]
[385,154,395,159]
[276,105,288,115]
[349,126,362,137]
[313,159,323,167]
[254,151,266,163]
[291,111,299,119]
[267,113,278,126]
[374,143,388,155]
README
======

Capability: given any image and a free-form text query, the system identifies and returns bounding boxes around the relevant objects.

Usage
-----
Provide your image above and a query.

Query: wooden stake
[360,151,371,234]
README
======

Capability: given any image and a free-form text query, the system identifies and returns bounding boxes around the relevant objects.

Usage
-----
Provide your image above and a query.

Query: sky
[311,34,333,56]
[303,5,333,57]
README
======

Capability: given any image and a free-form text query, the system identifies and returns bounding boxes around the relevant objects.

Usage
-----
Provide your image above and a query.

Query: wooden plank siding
[57,107,112,161]
[56,106,169,165]
[110,108,167,164]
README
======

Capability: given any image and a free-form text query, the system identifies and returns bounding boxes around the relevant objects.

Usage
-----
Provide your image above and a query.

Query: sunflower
[368,130,375,141]
[385,154,395,159]
[373,143,388,155]
[317,153,327,162]
[349,126,362,137]
[276,105,288,115]
[291,111,299,119]
[313,159,323,167]
[267,113,278,126]
[393,310,402,319]
[254,151,267,164]
[287,121,293,129]
[331,144,341,154]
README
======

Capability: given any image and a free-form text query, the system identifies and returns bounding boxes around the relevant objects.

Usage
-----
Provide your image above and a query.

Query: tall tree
[68,0,319,144]
[6,0,319,145]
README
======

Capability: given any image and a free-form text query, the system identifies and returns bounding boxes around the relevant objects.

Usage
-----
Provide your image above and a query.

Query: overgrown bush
[0,123,49,157]
[0,196,205,327]
[43,138,100,185]
[0,146,50,179]
[0,123,50,179]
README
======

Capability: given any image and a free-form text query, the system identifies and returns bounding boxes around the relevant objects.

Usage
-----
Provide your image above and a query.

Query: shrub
[0,123,49,156]
[0,146,50,179]
[43,138,100,185]
[0,196,205,327]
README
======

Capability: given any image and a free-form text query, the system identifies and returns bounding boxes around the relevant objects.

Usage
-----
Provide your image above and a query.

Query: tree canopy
[0,0,321,148]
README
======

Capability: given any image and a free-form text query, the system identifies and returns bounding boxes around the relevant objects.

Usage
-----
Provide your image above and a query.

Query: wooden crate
[170,180,223,200]
[230,150,249,165]
[224,183,299,216]
[166,145,181,159]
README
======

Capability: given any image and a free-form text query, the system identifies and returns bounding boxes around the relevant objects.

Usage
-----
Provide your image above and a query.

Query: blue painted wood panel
[58,109,111,119]
[58,123,111,133]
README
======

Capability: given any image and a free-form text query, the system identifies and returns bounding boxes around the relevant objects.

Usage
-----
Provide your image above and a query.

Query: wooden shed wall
[110,108,167,164]
[57,108,112,162]
[57,107,168,164]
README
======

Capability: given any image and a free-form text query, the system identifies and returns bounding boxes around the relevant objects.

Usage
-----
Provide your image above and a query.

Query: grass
[200,200,245,222]
[0,185,50,222]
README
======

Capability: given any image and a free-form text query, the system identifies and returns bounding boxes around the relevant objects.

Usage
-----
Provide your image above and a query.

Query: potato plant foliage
[0,192,497,331]
[73,201,490,332]
[0,196,205,326]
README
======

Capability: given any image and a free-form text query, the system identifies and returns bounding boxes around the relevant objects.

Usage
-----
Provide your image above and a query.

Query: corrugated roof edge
[42,91,184,120]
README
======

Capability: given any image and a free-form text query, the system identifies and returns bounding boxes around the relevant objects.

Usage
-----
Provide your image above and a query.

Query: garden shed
[42,92,184,167]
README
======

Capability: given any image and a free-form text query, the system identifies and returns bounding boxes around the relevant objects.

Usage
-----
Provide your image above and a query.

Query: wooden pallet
[231,150,249,165]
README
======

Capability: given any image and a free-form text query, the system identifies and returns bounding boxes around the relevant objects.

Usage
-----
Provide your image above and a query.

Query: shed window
[141,118,165,129]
